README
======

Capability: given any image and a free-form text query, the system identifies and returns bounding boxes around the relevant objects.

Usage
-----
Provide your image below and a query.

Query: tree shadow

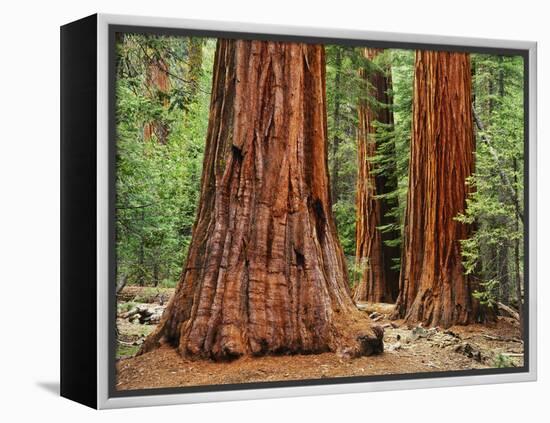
[36,381,60,396]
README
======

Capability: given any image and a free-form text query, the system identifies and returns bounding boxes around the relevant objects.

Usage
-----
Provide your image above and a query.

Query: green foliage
[117,301,137,314]
[332,200,357,255]
[386,49,414,226]
[457,54,524,306]
[325,47,413,268]
[472,279,499,308]
[492,353,515,368]
[372,49,414,263]
[116,34,216,288]
[325,45,366,256]
[117,343,140,359]
[115,34,524,312]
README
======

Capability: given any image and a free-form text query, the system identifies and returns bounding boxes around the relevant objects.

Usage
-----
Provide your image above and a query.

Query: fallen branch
[482,334,523,344]
[117,339,142,346]
[497,302,520,322]
[120,307,140,319]
[119,304,164,324]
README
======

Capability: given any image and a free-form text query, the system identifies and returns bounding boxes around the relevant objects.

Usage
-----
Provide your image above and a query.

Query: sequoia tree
[354,48,399,304]
[143,54,170,144]
[392,50,476,328]
[140,39,383,360]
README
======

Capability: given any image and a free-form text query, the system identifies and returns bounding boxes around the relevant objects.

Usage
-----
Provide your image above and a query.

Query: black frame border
[60,14,98,409]
[107,23,531,399]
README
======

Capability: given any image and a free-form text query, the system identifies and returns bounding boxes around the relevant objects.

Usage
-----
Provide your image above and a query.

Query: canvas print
[113,31,526,392]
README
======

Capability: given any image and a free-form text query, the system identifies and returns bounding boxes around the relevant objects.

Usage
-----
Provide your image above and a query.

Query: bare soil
[116,289,523,392]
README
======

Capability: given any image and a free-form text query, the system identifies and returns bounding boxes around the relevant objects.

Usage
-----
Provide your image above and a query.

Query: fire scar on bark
[139,39,383,361]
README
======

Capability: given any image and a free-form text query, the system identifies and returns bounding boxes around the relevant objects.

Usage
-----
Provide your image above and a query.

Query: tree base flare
[140,311,385,361]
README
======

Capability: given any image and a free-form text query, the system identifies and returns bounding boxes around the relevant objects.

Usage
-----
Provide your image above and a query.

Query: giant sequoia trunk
[140,39,383,361]
[354,48,399,304]
[392,51,477,328]
[143,56,170,144]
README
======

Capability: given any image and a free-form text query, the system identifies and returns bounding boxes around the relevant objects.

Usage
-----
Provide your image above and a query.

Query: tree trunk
[137,208,146,286]
[330,47,342,205]
[143,56,170,144]
[152,258,159,287]
[497,242,510,304]
[187,37,203,102]
[140,39,383,361]
[354,48,399,304]
[392,51,477,328]
[513,157,523,337]
[496,65,510,305]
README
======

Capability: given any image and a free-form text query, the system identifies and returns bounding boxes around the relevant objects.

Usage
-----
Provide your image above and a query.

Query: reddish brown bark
[143,56,170,144]
[141,39,383,361]
[392,50,476,328]
[354,48,399,304]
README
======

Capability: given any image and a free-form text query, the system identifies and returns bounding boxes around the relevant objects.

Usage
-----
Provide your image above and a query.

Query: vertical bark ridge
[141,40,382,360]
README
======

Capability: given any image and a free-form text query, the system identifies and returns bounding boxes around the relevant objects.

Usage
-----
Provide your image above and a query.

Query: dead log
[497,302,520,321]
[119,304,165,324]
[501,352,523,357]
[120,307,140,319]
[117,339,142,346]
[482,334,523,344]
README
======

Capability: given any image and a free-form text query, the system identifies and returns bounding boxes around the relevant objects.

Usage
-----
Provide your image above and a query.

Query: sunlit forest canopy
[115,33,524,315]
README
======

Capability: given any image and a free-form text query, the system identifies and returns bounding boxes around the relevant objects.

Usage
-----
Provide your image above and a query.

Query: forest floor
[116,287,524,392]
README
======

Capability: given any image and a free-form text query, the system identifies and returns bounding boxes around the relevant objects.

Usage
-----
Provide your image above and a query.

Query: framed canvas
[60,13,537,409]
